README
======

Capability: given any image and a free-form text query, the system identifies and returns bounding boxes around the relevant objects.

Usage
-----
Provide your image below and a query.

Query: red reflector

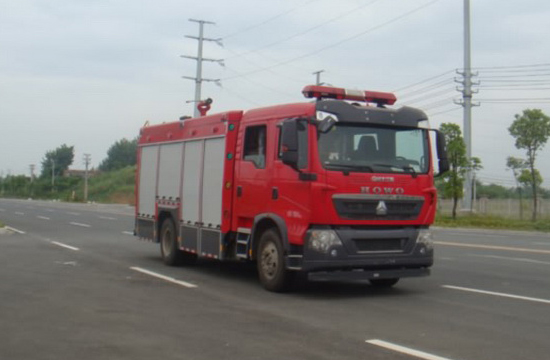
[302,85,396,105]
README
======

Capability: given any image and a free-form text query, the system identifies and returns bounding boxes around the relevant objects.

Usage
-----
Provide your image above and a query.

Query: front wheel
[369,278,399,288]
[257,229,294,292]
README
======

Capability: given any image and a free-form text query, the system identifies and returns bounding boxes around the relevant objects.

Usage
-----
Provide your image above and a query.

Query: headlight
[308,230,342,254]
[416,229,434,251]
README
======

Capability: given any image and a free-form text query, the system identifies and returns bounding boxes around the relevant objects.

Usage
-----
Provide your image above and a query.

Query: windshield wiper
[403,166,417,178]
[373,163,418,178]
[324,163,374,173]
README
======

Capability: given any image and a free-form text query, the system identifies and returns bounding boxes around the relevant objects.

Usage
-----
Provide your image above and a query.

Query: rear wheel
[160,219,184,266]
[369,278,399,288]
[257,229,294,292]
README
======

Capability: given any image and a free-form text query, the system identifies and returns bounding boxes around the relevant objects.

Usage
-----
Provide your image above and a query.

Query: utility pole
[182,19,223,117]
[29,164,35,182]
[454,0,478,211]
[51,159,55,192]
[312,70,325,85]
[29,164,35,198]
[83,154,91,202]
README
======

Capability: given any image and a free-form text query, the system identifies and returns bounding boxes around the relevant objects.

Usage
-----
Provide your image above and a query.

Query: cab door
[270,119,312,245]
[233,123,272,229]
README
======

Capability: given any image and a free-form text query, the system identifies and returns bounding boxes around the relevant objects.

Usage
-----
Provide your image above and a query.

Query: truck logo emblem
[361,187,405,195]
[376,201,388,216]
[371,176,394,182]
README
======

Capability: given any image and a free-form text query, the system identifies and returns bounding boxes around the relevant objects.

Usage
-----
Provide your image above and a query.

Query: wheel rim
[260,241,278,280]
[162,227,172,256]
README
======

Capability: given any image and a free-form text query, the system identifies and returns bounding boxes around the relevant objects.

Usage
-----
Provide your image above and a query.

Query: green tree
[468,156,483,210]
[508,109,550,221]
[99,138,137,172]
[439,123,469,219]
[506,156,528,219]
[518,168,543,193]
[476,182,514,199]
[41,144,75,178]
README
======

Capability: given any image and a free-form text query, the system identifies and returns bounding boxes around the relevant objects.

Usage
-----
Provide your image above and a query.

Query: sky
[1,0,550,187]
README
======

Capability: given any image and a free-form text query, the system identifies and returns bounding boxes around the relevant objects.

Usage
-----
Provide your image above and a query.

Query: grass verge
[435,214,550,232]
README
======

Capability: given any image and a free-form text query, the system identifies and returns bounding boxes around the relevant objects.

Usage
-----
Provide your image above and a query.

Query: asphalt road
[1,198,549,360]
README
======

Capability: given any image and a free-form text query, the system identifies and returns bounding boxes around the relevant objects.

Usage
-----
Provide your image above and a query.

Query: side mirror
[435,130,449,176]
[318,116,337,133]
[281,119,299,169]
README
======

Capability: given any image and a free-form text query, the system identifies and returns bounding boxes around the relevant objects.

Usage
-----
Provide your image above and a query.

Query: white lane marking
[67,212,80,216]
[55,261,77,266]
[435,241,550,255]
[446,232,502,238]
[447,232,503,238]
[470,254,550,266]
[5,226,26,234]
[130,267,197,288]
[50,241,80,251]
[366,339,454,360]
[122,231,134,236]
[15,212,25,215]
[37,216,51,220]
[443,285,550,305]
[69,222,91,228]
[99,216,117,220]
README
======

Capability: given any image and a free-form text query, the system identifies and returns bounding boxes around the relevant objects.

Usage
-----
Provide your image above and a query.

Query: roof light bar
[302,85,397,106]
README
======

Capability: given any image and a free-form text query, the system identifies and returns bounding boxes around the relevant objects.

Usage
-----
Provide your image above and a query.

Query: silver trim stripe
[333,194,424,201]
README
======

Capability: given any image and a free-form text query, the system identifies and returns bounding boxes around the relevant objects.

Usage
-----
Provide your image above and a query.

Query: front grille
[333,195,424,220]
[353,238,406,252]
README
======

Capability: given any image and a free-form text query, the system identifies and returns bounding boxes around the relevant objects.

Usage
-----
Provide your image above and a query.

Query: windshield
[318,123,429,174]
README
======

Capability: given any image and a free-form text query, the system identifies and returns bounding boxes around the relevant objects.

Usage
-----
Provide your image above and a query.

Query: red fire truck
[134,85,449,292]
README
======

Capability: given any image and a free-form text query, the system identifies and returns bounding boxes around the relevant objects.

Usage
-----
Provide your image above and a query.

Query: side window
[243,125,266,169]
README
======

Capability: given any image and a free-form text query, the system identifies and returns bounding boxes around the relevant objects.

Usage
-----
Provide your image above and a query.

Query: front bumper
[308,267,430,282]
[287,226,433,275]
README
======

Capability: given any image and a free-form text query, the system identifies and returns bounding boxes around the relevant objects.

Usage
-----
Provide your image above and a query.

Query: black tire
[160,219,183,266]
[257,229,294,292]
[369,278,399,288]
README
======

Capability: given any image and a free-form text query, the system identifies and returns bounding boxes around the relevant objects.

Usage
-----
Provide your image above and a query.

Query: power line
[225,0,382,60]
[219,86,263,107]
[223,47,308,85]
[223,65,297,99]
[221,0,319,40]
[398,78,455,100]
[416,96,458,111]
[471,62,550,71]
[392,69,455,93]
[222,0,443,81]
[478,73,550,78]
[400,86,457,104]
[480,79,550,83]
[428,107,461,117]
[477,97,550,102]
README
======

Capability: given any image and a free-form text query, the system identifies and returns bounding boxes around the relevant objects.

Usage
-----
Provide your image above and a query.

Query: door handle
[272,187,279,200]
